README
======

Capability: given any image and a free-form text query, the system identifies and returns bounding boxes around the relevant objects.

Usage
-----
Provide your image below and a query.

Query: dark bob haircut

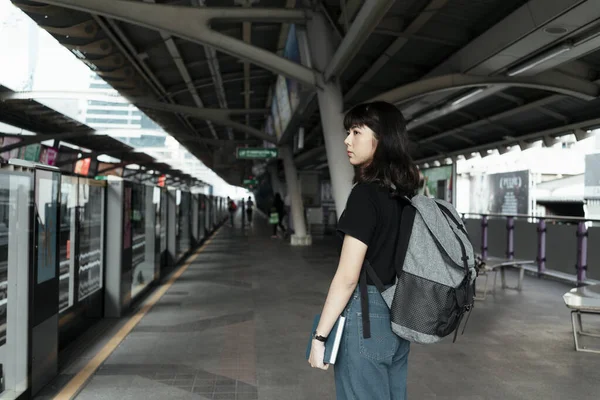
[343,101,420,197]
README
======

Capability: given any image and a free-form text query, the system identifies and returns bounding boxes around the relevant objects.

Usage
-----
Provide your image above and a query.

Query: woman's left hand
[308,340,329,370]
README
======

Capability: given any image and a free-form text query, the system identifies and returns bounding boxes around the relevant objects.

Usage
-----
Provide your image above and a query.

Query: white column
[268,164,283,197]
[307,13,354,217]
[280,145,312,246]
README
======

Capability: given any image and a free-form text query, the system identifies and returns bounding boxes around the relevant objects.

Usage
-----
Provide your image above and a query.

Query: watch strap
[313,331,327,342]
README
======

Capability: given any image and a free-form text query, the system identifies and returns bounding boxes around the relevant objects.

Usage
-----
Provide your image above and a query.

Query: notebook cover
[305,314,345,364]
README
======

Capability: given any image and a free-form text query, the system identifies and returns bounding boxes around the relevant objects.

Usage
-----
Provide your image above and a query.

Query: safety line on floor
[54,226,222,400]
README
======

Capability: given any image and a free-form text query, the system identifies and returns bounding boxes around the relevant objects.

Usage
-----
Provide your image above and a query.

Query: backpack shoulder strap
[394,203,416,276]
[359,199,416,339]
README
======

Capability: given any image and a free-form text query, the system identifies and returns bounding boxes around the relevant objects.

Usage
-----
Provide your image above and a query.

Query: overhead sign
[236,147,278,160]
[243,179,258,187]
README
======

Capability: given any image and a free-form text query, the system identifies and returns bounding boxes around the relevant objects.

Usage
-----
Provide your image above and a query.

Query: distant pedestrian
[270,193,286,238]
[227,196,237,227]
[245,196,254,223]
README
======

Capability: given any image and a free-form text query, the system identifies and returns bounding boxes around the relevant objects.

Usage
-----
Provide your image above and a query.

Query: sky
[0,2,244,195]
[0,1,90,92]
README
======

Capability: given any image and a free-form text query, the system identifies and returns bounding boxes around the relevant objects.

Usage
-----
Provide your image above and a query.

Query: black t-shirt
[337,182,405,286]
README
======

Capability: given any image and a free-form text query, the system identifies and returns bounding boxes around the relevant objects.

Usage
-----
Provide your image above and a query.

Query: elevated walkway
[37,214,599,400]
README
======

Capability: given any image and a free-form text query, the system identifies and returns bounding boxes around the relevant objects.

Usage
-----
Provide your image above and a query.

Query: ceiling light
[451,88,485,106]
[507,44,572,76]
[544,26,568,35]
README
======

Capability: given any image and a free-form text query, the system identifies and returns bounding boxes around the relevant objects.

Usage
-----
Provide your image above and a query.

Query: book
[305,314,346,365]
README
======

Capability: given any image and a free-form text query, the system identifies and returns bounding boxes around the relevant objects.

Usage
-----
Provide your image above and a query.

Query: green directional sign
[236,147,278,160]
[243,179,258,187]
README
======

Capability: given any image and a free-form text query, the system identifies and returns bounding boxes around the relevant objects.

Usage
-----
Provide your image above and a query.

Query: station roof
[9,0,600,183]
[0,84,203,186]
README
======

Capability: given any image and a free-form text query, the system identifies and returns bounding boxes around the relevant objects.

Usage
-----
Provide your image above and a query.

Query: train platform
[37,214,599,400]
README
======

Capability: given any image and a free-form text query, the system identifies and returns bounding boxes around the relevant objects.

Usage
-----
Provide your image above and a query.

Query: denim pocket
[357,313,399,361]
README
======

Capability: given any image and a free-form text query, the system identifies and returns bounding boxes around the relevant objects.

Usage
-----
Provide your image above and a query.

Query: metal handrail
[458,212,600,223]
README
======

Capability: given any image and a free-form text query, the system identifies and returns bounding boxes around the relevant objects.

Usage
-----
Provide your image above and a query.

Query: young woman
[308,101,420,399]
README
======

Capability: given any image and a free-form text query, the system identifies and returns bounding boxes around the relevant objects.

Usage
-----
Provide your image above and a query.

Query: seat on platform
[563,284,600,353]
[474,256,536,300]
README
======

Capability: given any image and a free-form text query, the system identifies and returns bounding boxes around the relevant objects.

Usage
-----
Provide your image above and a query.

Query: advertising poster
[97,162,124,177]
[0,136,22,161]
[276,75,292,135]
[584,153,600,199]
[36,174,59,284]
[39,146,58,166]
[420,165,454,203]
[123,186,132,249]
[470,170,530,215]
[283,24,301,112]
[74,157,91,176]
[20,144,42,162]
[265,115,274,137]
[271,97,282,139]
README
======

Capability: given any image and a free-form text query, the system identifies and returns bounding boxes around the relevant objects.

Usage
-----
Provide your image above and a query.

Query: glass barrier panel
[58,176,77,313]
[587,226,600,281]
[178,192,191,258]
[131,184,150,299]
[78,178,105,301]
[0,171,33,399]
[175,189,181,257]
[160,189,167,269]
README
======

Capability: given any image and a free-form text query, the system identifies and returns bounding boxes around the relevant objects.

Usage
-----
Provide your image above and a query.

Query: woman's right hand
[308,340,329,371]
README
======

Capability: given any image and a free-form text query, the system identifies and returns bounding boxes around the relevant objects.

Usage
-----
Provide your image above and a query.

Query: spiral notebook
[305,314,346,365]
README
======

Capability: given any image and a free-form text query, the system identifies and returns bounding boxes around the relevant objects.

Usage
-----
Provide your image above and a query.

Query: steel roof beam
[166,71,272,98]
[397,0,597,119]
[418,75,600,144]
[493,92,524,106]
[143,0,220,140]
[415,116,600,164]
[189,0,233,140]
[344,0,448,101]
[97,16,201,143]
[371,73,599,104]
[537,107,570,123]
[1,91,272,142]
[134,101,271,142]
[324,0,394,81]
[41,0,317,87]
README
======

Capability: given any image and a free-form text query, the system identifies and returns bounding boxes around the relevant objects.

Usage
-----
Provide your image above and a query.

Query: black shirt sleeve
[337,184,377,246]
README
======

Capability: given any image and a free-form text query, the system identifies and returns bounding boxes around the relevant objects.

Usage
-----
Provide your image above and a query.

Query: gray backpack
[359,195,476,344]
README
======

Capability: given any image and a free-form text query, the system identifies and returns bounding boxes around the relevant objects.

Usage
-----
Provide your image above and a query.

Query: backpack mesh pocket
[390,271,459,336]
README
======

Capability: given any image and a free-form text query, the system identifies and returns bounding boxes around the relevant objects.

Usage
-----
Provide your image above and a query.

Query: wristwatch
[313,331,327,342]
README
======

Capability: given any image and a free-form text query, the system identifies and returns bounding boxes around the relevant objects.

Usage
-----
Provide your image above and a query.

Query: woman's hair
[343,101,420,197]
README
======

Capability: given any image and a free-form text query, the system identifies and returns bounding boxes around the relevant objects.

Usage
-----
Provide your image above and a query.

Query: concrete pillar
[280,145,312,246]
[268,164,285,198]
[307,12,354,217]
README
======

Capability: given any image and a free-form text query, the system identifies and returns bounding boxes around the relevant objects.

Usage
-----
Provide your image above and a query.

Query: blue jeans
[335,285,410,400]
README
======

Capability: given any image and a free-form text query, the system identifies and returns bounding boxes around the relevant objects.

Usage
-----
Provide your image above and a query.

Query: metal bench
[474,256,536,300]
[563,284,600,353]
